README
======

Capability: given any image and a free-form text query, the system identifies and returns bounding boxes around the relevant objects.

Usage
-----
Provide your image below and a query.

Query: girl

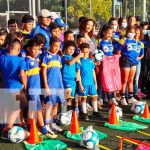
[120,26,138,105]
[118,17,128,37]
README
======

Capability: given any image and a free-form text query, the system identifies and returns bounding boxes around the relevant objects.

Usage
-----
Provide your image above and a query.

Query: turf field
[0,100,150,150]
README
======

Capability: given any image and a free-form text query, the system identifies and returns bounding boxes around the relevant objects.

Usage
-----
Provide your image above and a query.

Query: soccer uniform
[0,48,8,56]
[99,39,114,56]
[18,49,27,58]
[61,54,80,98]
[120,38,138,67]
[112,32,120,41]
[112,40,122,54]
[78,58,97,97]
[25,56,42,111]
[42,51,65,105]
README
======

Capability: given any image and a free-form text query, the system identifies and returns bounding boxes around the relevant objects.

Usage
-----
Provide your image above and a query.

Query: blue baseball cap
[54,18,67,27]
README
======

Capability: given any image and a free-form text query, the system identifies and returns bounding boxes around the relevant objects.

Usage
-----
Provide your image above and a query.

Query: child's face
[51,28,61,38]
[8,23,18,33]
[111,20,118,31]
[104,29,113,40]
[65,33,74,41]
[135,29,141,39]
[28,45,40,58]
[77,37,86,47]
[65,46,75,56]
[129,17,136,26]
[50,42,60,54]
[86,21,94,33]
[81,48,89,58]
[42,17,51,27]
[23,22,34,32]
[0,35,6,47]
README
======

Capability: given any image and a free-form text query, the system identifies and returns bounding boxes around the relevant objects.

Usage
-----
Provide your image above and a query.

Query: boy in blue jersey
[61,41,84,111]
[78,43,103,120]
[42,37,66,132]
[26,39,56,138]
[0,39,28,139]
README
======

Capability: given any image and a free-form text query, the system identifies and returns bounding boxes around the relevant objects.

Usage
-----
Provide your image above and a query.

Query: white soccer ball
[81,129,99,149]
[8,126,26,143]
[57,111,72,126]
[94,49,104,62]
[109,106,123,120]
[131,101,145,114]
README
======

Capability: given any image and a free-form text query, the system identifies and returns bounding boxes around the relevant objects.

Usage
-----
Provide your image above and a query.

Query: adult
[30,9,52,50]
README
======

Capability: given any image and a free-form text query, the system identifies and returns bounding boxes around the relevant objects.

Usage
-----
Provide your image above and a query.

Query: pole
[133,0,135,16]
[32,0,36,27]
[65,0,67,30]
[143,0,146,21]
[29,0,32,15]
[37,0,41,14]
[7,0,10,21]
[112,0,116,17]
[124,0,127,17]
[90,0,92,18]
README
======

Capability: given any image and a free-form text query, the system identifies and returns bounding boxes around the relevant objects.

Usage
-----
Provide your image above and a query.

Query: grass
[0,100,150,150]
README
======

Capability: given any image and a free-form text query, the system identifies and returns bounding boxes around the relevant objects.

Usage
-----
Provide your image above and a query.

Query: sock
[67,105,72,111]
[81,101,87,113]
[45,118,51,125]
[53,118,57,124]
[92,100,98,112]
[40,126,47,134]
[121,93,125,98]
[129,92,133,99]
[61,101,67,113]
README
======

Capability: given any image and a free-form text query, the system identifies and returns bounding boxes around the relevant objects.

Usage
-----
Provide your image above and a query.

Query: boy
[0,39,28,139]
[78,43,103,120]
[26,39,56,138]
[8,19,19,34]
[61,41,84,111]
[50,22,61,39]
[42,37,66,132]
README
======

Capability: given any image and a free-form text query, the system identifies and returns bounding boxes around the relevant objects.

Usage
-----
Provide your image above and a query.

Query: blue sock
[40,126,47,134]
[53,118,57,123]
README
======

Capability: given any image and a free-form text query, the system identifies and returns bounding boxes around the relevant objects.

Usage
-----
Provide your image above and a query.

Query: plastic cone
[27,119,41,144]
[142,103,150,118]
[70,111,80,134]
[109,104,118,124]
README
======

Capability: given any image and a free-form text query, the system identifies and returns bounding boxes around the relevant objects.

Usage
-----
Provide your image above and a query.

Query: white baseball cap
[38,9,51,18]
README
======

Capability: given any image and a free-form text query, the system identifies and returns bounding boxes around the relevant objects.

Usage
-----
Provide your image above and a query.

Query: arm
[20,70,27,91]
[77,70,85,93]
[93,69,97,90]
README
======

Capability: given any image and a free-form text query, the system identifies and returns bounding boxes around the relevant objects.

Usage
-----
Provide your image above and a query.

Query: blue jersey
[0,48,8,55]
[42,51,63,89]
[30,24,51,50]
[112,32,120,41]
[121,38,138,64]
[18,49,27,58]
[79,58,95,85]
[112,40,122,54]
[61,54,80,83]
[25,56,41,94]
[99,40,114,56]
[0,54,26,92]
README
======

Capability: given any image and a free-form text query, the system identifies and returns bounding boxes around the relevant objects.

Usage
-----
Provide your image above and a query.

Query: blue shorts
[44,89,66,105]
[28,95,42,111]
[120,56,136,68]
[63,80,76,98]
[78,84,97,97]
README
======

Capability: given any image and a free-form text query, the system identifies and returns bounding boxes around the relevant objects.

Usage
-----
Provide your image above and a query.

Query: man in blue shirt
[30,9,52,50]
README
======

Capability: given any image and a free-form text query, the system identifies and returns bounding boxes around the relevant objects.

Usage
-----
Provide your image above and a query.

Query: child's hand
[136,57,140,60]
[45,88,50,96]
[94,61,101,65]
[80,85,85,93]
[78,52,84,58]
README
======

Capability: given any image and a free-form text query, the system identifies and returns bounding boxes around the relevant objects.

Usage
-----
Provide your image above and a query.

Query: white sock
[92,100,98,112]
[81,101,87,113]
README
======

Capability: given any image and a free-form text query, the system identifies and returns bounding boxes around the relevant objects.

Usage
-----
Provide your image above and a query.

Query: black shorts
[120,56,136,68]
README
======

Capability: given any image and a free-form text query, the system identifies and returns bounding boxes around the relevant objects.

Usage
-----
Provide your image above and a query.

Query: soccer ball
[109,106,123,120]
[93,49,104,62]
[131,101,145,114]
[57,111,72,126]
[8,126,26,143]
[81,127,99,149]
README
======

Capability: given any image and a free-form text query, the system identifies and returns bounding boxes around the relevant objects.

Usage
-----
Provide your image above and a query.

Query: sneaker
[128,97,138,104]
[1,130,8,140]
[81,113,89,121]
[121,98,128,105]
[93,111,103,118]
[137,92,147,98]
[86,103,93,111]
[45,125,55,135]
[134,95,142,100]
[51,123,63,132]
[111,98,118,105]
[45,132,57,138]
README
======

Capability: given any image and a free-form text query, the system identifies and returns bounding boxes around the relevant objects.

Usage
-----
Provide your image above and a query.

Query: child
[42,37,66,132]
[61,41,84,111]
[120,26,139,105]
[50,22,61,39]
[26,39,55,138]
[8,19,19,34]
[0,39,28,139]
[78,42,103,120]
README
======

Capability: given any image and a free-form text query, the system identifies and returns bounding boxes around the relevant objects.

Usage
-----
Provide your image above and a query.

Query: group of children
[0,9,149,139]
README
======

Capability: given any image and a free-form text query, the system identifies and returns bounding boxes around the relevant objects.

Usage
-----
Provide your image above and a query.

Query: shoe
[51,123,63,132]
[134,95,142,100]
[93,111,103,118]
[1,130,8,140]
[45,125,55,135]
[81,113,89,121]
[121,98,128,105]
[128,97,138,104]
[111,98,118,105]
[86,103,93,111]
[137,92,147,98]
[45,132,57,138]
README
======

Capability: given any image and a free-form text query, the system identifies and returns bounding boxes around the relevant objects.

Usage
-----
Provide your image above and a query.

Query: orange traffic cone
[27,119,42,144]
[109,104,118,124]
[142,103,150,118]
[70,111,80,134]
